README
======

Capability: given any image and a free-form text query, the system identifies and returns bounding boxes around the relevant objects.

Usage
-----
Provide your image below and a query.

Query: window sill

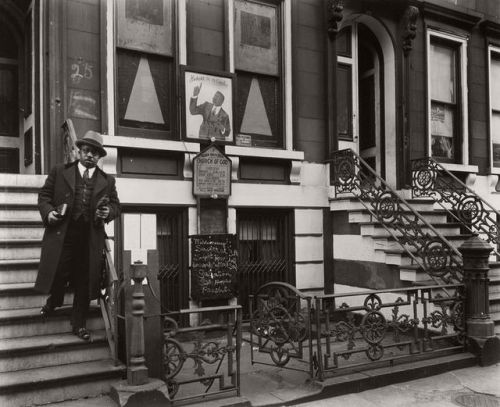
[101,135,200,153]
[225,145,304,161]
[440,163,478,173]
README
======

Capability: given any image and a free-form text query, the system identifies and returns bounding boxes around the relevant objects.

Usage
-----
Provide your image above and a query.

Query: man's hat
[75,130,107,157]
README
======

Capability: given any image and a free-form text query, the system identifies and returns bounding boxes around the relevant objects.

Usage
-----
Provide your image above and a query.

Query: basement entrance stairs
[0,174,125,407]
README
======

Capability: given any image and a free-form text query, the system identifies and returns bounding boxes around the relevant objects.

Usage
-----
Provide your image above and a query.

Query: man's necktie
[83,168,89,182]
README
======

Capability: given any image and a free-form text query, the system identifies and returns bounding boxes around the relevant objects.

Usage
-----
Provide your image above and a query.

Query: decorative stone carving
[402,6,419,55]
[327,0,344,40]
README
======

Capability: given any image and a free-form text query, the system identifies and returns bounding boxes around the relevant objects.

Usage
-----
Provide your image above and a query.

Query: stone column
[458,234,500,366]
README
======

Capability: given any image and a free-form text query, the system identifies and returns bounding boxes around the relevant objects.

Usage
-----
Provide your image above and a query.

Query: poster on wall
[117,0,173,56]
[183,68,234,143]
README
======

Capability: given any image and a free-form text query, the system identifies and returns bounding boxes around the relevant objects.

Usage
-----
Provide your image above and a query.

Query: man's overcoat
[35,161,120,300]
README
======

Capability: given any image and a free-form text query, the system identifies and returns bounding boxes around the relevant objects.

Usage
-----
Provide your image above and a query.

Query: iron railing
[249,282,313,376]
[99,238,120,365]
[249,282,466,381]
[412,157,500,256]
[159,305,241,402]
[314,284,465,380]
[329,149,463,284]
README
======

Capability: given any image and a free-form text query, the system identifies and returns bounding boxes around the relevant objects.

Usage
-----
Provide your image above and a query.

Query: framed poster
[116,0,173,56]
[182,67,234,143]
[234,0,279,76]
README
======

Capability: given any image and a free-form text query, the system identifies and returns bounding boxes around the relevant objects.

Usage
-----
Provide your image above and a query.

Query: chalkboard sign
[191,234,237,301]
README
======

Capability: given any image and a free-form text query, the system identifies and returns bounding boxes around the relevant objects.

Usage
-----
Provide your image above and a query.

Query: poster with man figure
[184,70,233,142]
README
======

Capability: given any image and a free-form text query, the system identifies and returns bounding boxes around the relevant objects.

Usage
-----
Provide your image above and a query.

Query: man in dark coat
[35,130,120,341]
[190,83,231,140]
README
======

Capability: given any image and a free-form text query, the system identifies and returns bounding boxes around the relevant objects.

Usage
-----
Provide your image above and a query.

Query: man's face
[212,92,224,107]
[78,145,101,168]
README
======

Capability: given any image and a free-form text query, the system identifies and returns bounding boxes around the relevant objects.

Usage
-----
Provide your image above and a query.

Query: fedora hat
[75,130,107,157]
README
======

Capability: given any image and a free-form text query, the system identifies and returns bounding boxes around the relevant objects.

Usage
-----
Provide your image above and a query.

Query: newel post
[458,235,500,366]
[110,259,170,407]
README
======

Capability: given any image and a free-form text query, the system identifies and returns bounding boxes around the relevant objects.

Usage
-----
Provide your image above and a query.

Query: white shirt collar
[212,105,221,115]
[77,162,96,178]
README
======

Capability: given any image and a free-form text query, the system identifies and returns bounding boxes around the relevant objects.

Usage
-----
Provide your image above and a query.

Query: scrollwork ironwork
[412,157,500,256]
[332,149,463,284]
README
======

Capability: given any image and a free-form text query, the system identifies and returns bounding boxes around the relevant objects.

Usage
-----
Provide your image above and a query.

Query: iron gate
[237,209,294,318]
[157,210,189,314]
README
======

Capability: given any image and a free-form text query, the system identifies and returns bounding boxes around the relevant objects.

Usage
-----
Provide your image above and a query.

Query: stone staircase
[0,174,125,407]
[330,196,500,335]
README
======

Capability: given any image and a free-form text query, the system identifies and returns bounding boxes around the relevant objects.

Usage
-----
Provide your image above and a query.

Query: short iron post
[458,235,500,365]
[127,260,149,385]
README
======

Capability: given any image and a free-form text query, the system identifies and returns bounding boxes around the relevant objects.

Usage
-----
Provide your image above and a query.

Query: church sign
[193,144,232,198]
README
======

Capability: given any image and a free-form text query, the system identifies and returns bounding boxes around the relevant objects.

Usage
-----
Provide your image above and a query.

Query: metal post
[458,234,500,366]
[127,261,149,385]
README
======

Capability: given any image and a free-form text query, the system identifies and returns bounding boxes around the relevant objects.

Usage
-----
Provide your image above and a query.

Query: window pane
[491,55,500,111]
[236,72,280,147]
[117,50,171,131]
[337,63,352,140]
[492,112,500,167]
[431,102,455,160]
[430,42,456,103]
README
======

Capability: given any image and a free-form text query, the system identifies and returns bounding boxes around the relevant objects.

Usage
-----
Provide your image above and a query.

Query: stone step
[0,191,38,205]
[0,174,46,188]
[359,222,461,238]
[489,292,500,313]
[330,197,437,213]
[348,210,449,225]
[0,243,41,261]
[0,283,74,310]
[372,235,469,253]
[0,203,40,221]
[0,221,44,240]
[0,305,104,339]
[0,330,109,373]
[0,259,39,284]
[0,359,125,406]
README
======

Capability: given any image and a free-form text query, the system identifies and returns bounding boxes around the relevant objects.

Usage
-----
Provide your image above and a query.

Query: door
[237,209,294,318]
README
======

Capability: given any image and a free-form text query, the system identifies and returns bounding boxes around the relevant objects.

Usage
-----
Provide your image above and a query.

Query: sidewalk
[45,339,500,407]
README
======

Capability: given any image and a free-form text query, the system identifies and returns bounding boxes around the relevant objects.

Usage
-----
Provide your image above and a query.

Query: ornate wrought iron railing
[330,149,463,284]
[313,284,465,380]
[412,157,500,256]
[248,282,466,381]
[161,305,241,402]
[249,282,313,376]
[99,238,120,365]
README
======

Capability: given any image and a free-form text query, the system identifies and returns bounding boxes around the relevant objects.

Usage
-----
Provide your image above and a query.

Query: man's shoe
[72,327,90,341]
[40,305,54,317]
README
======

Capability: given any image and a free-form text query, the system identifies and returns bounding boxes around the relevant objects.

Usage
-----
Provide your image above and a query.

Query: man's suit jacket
[189,99,231,139]
[35,161,120,300]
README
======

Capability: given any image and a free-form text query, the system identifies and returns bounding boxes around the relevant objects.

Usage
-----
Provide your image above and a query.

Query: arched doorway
[336,15,396,186]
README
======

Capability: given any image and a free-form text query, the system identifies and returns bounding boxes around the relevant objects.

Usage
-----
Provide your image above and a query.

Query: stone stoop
[330,196,500,335]
[0,176,125,406]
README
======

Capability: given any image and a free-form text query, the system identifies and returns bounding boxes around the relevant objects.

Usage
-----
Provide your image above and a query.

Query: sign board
[193,144,232,198]
[190,234,237,301]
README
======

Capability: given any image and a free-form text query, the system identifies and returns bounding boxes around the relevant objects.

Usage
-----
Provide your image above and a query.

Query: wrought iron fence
[160,305,241,403]
[249,282,313,376]
[313,284,465,380]
[412,157,500,257]
[329,149,463,284]
[248,282,466,381]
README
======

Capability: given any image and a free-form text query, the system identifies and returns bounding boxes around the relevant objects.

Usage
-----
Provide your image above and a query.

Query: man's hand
[95,206,110,221]
[193,83,202,97]
[47,210,62,225]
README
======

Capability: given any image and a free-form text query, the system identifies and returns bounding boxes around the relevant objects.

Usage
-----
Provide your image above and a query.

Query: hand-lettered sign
[193,144,232,198]
[190,234,237,301]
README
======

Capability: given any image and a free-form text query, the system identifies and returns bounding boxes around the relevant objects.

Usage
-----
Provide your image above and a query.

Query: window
[115,0,175,139]
[233,0,283,148]
[489,46,500,169]
[427,31,468,164]
[336,27,354,141]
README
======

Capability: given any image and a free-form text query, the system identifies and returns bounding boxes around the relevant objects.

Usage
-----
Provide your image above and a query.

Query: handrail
[100,238,119,365]
[412,157,500,257]
[328,149,463,284]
